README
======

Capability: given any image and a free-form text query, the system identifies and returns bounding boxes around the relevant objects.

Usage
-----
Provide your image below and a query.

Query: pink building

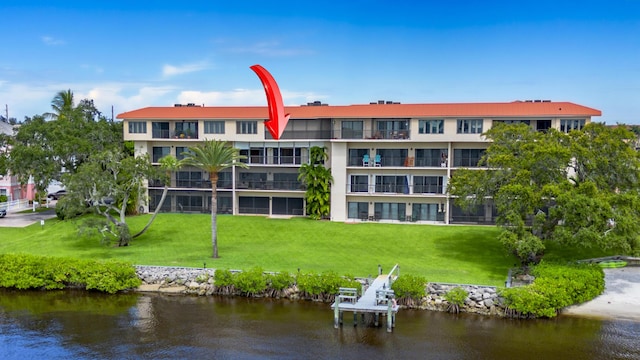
[0,120,35,201]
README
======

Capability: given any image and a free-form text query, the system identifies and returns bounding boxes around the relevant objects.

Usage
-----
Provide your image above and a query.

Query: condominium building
[117,100,601,225]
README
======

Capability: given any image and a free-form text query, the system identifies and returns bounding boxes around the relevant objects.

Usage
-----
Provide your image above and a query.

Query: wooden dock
[331,264,400,332]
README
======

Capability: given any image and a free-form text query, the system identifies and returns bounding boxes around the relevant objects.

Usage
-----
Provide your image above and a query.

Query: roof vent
[371,100,401,105]
[303,101,328,106]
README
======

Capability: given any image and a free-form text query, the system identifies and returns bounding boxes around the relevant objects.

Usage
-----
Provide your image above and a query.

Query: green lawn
[0,214,615,286]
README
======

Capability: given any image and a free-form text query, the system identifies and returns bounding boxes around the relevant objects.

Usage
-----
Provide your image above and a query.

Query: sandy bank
[562,266,640,321]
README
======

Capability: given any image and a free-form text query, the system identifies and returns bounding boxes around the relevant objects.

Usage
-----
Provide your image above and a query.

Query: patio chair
[362,154,370,166]
[374,154,381,167]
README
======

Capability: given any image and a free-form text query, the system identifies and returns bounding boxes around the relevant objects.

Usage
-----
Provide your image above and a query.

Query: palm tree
[46,89,75,120]
[181,140,247,258]
[132,155,182,238]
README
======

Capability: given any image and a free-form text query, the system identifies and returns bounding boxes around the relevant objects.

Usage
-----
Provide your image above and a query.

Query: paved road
[0,206,58,228]
[563,266,640,322]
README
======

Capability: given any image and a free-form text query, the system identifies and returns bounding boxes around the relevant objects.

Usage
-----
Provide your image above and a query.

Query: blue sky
[1,1,638,124]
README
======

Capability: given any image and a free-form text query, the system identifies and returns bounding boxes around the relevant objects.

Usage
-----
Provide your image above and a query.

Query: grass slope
[0,214,615,286]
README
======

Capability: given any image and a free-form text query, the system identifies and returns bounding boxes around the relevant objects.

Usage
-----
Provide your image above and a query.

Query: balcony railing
[336,128,411,140]
[236,180,305,191]
[171,131,199,139]
[346,184,445,195]
[265,130,332,140]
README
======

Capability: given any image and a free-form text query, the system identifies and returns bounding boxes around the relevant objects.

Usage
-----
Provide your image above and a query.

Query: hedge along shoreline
[0,254,605,319]
[0,253,141,294]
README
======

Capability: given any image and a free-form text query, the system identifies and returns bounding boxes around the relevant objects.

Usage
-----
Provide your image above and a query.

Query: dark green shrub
[443,287,468,314]
[267,271,294,291]
[234,267,267,295]
[500,262,604,318]
[214,269,234,287]
[296,271,360,299]
[0,254,140,293]
[391,274,427,300]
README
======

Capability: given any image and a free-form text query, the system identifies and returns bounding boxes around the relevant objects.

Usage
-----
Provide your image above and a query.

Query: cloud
[177,89,266,106]
[176,89,326,107]
[41,36,65,46]
[162,61,210,77]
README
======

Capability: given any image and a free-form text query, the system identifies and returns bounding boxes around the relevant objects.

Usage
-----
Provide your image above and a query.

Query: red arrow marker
[250,64,290,140]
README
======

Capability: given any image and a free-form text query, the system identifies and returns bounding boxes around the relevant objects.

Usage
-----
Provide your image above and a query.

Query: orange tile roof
[117,101,601,120]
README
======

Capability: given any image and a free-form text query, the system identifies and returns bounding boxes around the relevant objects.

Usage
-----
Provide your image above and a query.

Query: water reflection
[0,289,638,359]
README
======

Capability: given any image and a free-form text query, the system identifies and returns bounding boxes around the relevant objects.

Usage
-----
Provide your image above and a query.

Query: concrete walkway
[0,206,58,228]
[562,266,640,321]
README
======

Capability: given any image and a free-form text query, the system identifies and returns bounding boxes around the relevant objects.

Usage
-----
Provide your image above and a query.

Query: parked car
[0,208,6,218]
[47,190,67,200]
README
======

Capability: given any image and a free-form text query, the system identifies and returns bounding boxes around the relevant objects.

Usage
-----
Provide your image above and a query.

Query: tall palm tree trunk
[210,172,219,258]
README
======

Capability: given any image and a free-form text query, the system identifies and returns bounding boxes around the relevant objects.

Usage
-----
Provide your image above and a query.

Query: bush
[267,271,294,291]
[214,269,234,286]
[500,261,604,318]
[296,271,360,299]
[0,254,141,294]
[391,274,427,300]
[234,267,267,295]
[443,287,468,314]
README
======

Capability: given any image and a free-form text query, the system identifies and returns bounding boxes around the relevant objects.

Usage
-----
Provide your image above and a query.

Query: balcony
[346,184,445,195]
[265,130,332,140]
[236,180,305,191]
[171,130,198,139]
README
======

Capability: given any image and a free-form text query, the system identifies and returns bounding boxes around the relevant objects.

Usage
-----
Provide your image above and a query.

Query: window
[412,203,443,221]
[415,149,448,167]
[152,122,170,138]
[376,119,409,139]
[176,171,203,188]
[273,197,304,215]
[237,121,258,134]
[374,202,406,220]
[176,194,204,212]
[418,119,444,134]
[273,173,302,190]
[204,121,225,134]
[560,119,586,133]
[375,149,408,167]
[457,119,483,134]
[128,121,147,134]
[413,176,444,194]
[152,146,170,162]
[349,175,369,193]
[341,121,363,139]
[274,147,302,164]
[348,202,369,219]
[453,149,486,167]
[175,121,198,138]
[239,196,269,214]
[176,146,189,160]
[348,149,369,166]
[375,176,409,194]
[218,171,233,189]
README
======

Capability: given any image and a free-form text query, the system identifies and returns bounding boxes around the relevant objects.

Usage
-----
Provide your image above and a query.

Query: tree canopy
[8,91,121,198]
[448,122,640,264]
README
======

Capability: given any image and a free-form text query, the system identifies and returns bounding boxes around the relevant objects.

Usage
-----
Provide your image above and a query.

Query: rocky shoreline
[135,265,507,316]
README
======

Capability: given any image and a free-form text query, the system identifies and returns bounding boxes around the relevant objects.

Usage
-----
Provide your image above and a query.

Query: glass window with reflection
[341,121,363,139]
[418,119,443,134]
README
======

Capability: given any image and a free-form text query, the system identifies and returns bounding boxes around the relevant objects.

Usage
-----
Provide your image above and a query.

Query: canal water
[1,289,638,359]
